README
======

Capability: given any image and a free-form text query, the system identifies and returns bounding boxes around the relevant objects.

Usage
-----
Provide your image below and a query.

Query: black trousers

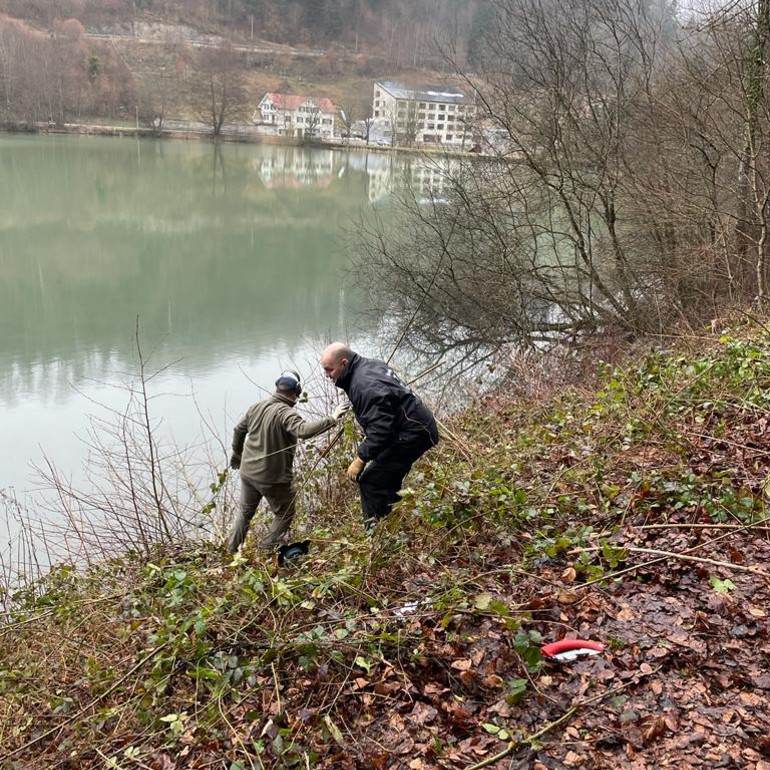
[358,437,434,523]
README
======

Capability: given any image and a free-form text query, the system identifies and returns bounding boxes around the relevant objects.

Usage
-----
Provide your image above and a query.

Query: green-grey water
[1,135,423,519]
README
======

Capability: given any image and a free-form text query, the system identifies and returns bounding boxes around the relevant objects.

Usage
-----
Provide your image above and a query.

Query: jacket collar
[335,353,360,391]
[271,392,296,407]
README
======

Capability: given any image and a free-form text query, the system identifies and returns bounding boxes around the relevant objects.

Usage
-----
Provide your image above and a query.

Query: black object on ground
[278,540,311,566]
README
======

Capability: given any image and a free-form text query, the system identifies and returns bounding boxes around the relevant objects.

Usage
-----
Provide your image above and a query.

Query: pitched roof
[376,81,472,105]
[262,92,337,113]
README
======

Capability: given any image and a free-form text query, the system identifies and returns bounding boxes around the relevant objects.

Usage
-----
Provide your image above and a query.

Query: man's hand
[332,401,352,421]
[229,453,241,470]
[346,457,365,481]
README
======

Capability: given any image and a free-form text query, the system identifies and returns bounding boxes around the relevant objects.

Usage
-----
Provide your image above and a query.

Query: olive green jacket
[232,393,335,485]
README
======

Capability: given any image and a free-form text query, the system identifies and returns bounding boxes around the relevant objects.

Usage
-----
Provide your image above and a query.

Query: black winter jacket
[335,354,439,462]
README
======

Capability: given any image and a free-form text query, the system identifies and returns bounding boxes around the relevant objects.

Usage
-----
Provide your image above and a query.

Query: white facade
[254,149,335,188]
[363,155,458,204]
[371,81,477,148]
[254,93,337,140]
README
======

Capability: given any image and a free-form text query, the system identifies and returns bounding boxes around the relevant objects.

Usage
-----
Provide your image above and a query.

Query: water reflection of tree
[0,138,376,400]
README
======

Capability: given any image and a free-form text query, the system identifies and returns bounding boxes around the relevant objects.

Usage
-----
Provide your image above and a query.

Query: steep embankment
[3,322,770,769]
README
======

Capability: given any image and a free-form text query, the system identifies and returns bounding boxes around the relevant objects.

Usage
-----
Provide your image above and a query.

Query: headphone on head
[276,369,303,398]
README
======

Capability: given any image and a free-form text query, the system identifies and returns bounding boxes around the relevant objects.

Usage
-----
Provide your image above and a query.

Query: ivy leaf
[710,576,735,594]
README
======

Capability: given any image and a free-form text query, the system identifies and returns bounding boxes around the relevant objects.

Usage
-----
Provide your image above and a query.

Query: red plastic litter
[541,639,606,660]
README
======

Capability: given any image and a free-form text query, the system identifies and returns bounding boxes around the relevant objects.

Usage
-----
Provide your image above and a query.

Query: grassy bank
[3,321,770,769]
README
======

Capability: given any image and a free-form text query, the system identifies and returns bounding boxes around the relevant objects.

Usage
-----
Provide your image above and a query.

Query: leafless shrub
[30,324,233,567]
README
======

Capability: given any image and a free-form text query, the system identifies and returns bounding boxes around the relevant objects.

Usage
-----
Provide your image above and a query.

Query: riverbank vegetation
[4,319,770,768]
[357,0,770,359]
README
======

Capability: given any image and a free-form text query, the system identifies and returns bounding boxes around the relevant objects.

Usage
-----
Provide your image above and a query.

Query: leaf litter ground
[4,326,770,769]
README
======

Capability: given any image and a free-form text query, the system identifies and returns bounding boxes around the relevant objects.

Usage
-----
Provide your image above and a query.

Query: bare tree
[620,2,770,307]
[362,113,374,145]
[382,89,422,148]
[355,0,677,358]
[191,42,246,136]
[137,35,185,134]
[339,93,371,141]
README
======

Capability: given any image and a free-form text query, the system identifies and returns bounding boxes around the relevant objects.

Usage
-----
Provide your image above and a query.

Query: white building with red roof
[254,93,337,140]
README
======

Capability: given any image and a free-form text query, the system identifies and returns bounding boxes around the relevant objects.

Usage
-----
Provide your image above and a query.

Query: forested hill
[0,0,484,65]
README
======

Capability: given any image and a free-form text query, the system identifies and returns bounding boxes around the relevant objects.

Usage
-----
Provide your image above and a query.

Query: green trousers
[227,478,296,554]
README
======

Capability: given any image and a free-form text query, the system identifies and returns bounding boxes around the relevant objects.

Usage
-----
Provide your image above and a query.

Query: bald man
[320,343,439,530]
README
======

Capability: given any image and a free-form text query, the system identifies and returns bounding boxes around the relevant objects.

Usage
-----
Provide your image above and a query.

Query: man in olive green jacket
[227,375,350,553]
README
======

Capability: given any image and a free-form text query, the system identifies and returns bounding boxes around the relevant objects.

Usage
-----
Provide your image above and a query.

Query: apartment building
[254,93,337,140]
[371,81,477,147]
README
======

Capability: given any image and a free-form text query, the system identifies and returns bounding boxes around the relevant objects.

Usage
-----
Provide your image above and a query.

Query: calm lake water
[1,134,429,522]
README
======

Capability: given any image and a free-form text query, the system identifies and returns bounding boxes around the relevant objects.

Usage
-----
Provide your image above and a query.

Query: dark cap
[275,376,302,397]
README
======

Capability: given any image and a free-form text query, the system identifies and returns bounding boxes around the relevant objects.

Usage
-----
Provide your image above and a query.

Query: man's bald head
[320,342,355,383]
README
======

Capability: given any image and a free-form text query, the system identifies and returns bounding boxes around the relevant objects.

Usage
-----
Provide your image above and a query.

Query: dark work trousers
[357,437,434,524]
[227,478,296,553]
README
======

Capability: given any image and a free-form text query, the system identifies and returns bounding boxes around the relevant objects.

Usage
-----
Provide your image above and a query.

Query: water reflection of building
[254,148,336,189]
[360,154,460,204]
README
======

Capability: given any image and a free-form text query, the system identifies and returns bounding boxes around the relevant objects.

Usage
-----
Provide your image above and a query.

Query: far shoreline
[0,120,484,160]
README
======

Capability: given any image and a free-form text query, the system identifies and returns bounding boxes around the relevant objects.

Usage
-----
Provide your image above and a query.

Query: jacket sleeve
[282,409,336,440]
[231,411,249,455]
[356,393,397,461]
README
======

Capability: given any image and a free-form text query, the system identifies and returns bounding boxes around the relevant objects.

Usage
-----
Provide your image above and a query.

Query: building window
[376,90,381,97]
[427,123,434,129]
[437,124,444,130]
[445,134,453,141]
[374,110,380,117]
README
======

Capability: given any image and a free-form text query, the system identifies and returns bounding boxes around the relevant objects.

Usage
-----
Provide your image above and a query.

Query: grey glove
[332,401,352,421]
[229,453,241,470]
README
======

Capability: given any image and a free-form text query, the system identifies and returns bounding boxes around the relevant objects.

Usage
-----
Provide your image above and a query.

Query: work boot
[363,517,378,536]
[258,530,290,550]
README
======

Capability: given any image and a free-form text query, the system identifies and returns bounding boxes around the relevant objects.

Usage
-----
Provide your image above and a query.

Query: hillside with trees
[0,0,482,64]
[0,0,485,129]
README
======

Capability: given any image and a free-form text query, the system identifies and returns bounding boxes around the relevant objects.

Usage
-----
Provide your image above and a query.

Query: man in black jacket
[320,342,439,528]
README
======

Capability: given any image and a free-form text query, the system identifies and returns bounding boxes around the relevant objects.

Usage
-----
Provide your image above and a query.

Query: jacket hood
[334,353,360,391]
